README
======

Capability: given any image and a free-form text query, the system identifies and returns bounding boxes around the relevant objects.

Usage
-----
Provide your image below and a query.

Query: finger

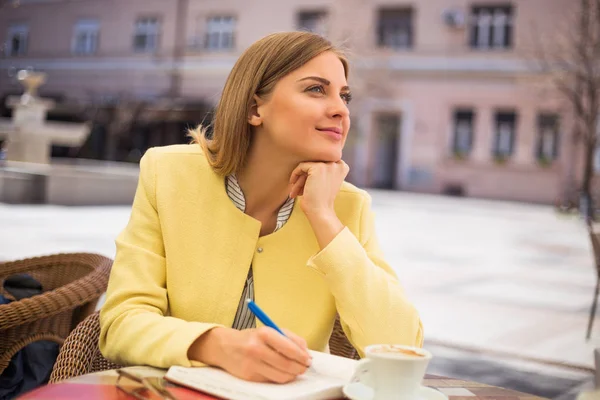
[335,160,349,173]
[256,359,299,384]
[259,328,312,367]
[289,162,321,184]
[290,163,310,185]
[291,174,306,196]
[258,343,308,376]
[239,357,297,384]
[289,174,307,198]
[281,329,310,353]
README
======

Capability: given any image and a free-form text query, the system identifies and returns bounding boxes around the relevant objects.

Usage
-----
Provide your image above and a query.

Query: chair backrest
[49,312,121,383]
[595,348,600,389]
[0,253,112,375]
[590,230,600,277]
[50,311,360,383]
[330,315,360,360]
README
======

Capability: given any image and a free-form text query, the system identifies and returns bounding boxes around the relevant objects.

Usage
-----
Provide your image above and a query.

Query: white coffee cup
[349,344,432,400]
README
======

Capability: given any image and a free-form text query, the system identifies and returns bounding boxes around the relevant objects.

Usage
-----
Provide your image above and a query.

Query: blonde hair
[189,31,349,176]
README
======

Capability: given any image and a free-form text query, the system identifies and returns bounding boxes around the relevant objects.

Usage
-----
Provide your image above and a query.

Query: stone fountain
[0,70,90,164]
[0,70,139,205]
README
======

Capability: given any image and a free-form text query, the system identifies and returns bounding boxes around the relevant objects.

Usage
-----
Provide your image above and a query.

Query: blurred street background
[1,193,597,399]
[1,0,599,399]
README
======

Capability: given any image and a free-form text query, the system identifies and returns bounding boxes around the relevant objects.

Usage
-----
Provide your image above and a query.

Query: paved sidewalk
[1,191,597,398]
[369,192,597,371]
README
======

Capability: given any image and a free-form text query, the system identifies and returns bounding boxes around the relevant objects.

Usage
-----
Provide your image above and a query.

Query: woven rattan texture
[0,253,112,374]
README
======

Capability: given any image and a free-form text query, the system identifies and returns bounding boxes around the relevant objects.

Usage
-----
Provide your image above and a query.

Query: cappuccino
[369,344,426,358]
[349,345,434,400]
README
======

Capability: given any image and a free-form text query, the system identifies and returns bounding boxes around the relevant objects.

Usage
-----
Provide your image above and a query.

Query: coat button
[257,247,263,253]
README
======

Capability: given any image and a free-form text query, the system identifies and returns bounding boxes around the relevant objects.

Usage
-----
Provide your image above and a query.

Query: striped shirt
[226,174,295,330]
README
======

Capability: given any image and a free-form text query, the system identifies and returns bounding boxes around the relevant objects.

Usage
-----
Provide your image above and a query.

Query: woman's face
[251,51,351,163]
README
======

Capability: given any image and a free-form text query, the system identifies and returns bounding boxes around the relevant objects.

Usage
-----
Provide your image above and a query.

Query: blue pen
[246,299,315,370]
[246,299,286,335]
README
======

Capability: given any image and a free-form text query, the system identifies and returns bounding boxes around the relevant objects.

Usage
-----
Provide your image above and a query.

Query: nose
[327,95,350,120]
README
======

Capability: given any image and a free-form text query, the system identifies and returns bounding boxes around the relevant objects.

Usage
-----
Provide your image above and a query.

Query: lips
[316,127,343,142]
[317,127,342,135]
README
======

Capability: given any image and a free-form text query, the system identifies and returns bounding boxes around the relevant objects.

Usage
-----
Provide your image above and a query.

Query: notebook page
[165,352,357,400]
[307,350,357,382]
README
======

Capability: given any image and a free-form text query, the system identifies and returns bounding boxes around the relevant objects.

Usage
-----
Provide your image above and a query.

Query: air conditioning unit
[442,9,466,28]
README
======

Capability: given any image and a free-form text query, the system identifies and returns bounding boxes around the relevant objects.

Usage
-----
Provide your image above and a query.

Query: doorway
[371,113,401,189]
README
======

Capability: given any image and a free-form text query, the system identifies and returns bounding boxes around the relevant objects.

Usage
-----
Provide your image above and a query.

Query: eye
[306,85,325,94]
[341,92,353,104]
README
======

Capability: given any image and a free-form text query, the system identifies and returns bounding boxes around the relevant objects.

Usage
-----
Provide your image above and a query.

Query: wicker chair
[588,229,600,340]
[0,253,112,375]
[595,348,600,389]
[50,311,360,383]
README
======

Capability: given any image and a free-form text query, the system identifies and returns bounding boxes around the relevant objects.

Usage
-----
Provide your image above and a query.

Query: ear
[248,94,265,127]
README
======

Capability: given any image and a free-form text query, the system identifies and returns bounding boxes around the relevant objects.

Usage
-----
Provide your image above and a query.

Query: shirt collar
[225,174,295,232]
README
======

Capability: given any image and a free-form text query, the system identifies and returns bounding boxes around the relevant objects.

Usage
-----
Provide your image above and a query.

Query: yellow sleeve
[99,148,222,368]
[307,193,424,357]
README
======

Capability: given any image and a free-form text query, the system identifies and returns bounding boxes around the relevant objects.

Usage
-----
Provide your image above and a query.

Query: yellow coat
[99,144,423,368]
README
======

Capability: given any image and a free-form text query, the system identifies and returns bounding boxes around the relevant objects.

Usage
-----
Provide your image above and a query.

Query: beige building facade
[0,0,581,204]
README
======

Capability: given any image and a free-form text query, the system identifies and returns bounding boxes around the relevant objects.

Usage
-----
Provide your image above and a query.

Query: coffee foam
[368,345,427,358]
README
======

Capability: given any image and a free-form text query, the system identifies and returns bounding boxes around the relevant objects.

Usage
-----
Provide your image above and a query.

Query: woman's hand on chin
[289,161,348,249]
[289,160,349,220]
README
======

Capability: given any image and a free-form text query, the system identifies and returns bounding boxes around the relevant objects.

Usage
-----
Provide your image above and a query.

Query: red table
[19,366,548,399]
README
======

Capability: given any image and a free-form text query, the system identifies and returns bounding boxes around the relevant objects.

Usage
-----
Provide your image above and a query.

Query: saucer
[342,382,448,400]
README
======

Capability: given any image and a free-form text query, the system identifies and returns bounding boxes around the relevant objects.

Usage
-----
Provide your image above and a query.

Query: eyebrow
[297,76,350,91]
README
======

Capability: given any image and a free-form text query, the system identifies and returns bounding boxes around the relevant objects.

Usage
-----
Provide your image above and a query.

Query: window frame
[470,5,513,50]
[133,17,160,53]
[452,109,475,157]
[535,113,560,163]
[297,10,328,36]
[204,15,236,51]
[6,23,29,57]
[493,111,518,159]
[72,19,100,55]
[377,8,414,50]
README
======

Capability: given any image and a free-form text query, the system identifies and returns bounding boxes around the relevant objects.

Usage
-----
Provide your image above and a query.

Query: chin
[311,149,343,162]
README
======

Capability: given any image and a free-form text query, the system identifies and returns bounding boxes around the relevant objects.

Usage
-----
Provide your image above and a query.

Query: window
[297,11,328,36]
[133,17,160,52]
[536,113,559,163]
[470,5,513,49]
[5,23,28,56]
[205,16,235,50]
[72,19,99,55]
[377,8,413,49]
[452,110,474,156]
[493,111,517,158]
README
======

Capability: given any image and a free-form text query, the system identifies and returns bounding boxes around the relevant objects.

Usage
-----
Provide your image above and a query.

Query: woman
[99,31,423,384]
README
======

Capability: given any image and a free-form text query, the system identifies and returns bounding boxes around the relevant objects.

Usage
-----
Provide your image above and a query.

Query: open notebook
[164,350,357,400]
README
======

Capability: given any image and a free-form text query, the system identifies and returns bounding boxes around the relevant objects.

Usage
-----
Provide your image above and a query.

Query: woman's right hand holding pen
[188,326,312,383]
